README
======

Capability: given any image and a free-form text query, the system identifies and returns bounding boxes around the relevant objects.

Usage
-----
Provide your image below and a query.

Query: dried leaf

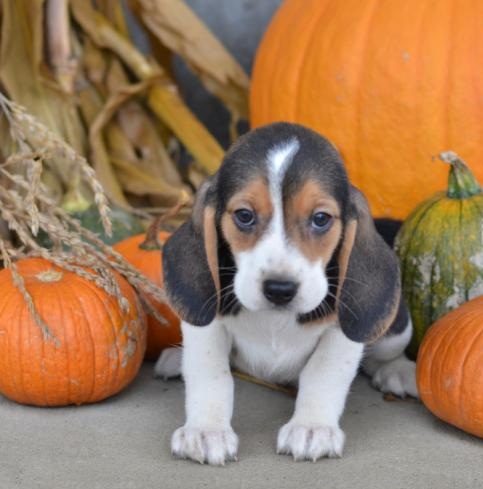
[186,164,209,190]
[145,30,175,76]
[116,102,183,187]
[232,370,297,397]
[90,78,154,135]
[103,56,184,188]
[96,0,130,38]
[82,38,110,97]
[147,84,223,173]
[130,0,249,123]
[89,125,129,207]
[88,77,157,207]
[105,120,138,162]
[70,0,224,174]
[0,0,84,154]
[110,153,182,200]
[77,80,104,128]
[105,122,184,205]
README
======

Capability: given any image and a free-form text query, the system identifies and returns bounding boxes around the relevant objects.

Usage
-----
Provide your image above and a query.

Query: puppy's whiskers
[340,275,368,287]
[217,266,237,271]
[326,291,358,321]
[197,283,235,322]
[222,292,240,314]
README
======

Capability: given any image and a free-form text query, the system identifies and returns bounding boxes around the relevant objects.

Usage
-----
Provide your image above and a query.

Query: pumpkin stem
[139,215,164,251]
[139,192,191,250]
[438,151,482,199]
[60,187,92,214]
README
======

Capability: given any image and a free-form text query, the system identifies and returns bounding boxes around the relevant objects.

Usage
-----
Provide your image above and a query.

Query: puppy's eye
[233,208,256,230]
[311,212,333,232]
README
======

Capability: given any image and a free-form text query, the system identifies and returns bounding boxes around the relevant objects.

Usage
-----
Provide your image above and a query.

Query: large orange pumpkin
[0,258,147,406]
[416,296,483,438]
[114,231,181,360]
[250,0,483,219]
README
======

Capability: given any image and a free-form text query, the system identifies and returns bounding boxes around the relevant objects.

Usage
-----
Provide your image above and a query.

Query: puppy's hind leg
[362,320,419,398]
[154,347,183,379]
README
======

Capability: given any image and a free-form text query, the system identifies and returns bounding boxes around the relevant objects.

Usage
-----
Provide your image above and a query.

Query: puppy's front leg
[277,325,363,461]
[172,319,238,465]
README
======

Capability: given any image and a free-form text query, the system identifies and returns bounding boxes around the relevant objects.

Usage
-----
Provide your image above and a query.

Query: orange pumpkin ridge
[416,296,483,438]
[0,258,147,407]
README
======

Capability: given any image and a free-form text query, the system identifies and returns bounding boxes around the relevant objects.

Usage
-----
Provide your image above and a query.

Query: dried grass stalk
[0,95,112,236]
[0,238,59,345]
[0,94,172,341]
[232,370,297,397]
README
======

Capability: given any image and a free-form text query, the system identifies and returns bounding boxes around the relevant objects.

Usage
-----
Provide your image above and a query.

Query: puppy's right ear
[336,187,402,343]
[162,177,220,326]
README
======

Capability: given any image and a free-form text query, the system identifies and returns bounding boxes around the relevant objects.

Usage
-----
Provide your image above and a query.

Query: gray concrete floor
[1,364,481,489]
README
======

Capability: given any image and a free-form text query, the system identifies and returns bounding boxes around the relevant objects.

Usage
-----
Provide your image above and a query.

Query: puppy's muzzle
[263,279,299,306]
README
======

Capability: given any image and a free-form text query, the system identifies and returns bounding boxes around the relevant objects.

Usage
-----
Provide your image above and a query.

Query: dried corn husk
[70,0,224,174]
[0,0,247,234]
[129,0,249,138]
[0,0,91,212]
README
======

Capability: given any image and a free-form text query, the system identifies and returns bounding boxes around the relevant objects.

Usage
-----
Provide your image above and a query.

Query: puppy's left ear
[337,187,402,343]
[162,176,220,326]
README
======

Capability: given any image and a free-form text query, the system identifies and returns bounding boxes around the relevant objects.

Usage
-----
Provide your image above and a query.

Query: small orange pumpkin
[416,296,483,438]
[114,231,181,360]
[0,258,147,406]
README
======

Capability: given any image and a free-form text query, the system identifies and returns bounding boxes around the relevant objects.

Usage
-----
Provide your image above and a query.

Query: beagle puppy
[156,122,418,465]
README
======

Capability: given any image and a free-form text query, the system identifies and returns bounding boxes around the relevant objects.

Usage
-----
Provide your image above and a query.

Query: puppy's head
[163,123,402,343]
[218,124,347,316]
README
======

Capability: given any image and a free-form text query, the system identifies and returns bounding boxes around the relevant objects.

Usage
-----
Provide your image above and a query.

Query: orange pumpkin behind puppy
[114,231,181,360]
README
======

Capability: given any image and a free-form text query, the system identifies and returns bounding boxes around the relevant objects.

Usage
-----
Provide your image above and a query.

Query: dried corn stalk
[0,0,90,212]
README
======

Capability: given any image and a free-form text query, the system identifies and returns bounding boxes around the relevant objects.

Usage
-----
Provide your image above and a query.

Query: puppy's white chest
[223,310,326,384]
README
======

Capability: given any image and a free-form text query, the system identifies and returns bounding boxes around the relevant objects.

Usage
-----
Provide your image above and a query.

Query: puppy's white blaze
[267,138,300,243]
[266,138,300,177]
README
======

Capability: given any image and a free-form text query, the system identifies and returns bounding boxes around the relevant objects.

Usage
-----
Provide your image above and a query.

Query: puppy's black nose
[263,279,298,306]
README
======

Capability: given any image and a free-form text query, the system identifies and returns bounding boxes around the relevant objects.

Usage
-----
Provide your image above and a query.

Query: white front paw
[372,357,419,398]
[277,421,345,461]
[171,425,238,465]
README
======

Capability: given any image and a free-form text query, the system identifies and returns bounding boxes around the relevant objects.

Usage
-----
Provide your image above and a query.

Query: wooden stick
[232,369,297,397]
